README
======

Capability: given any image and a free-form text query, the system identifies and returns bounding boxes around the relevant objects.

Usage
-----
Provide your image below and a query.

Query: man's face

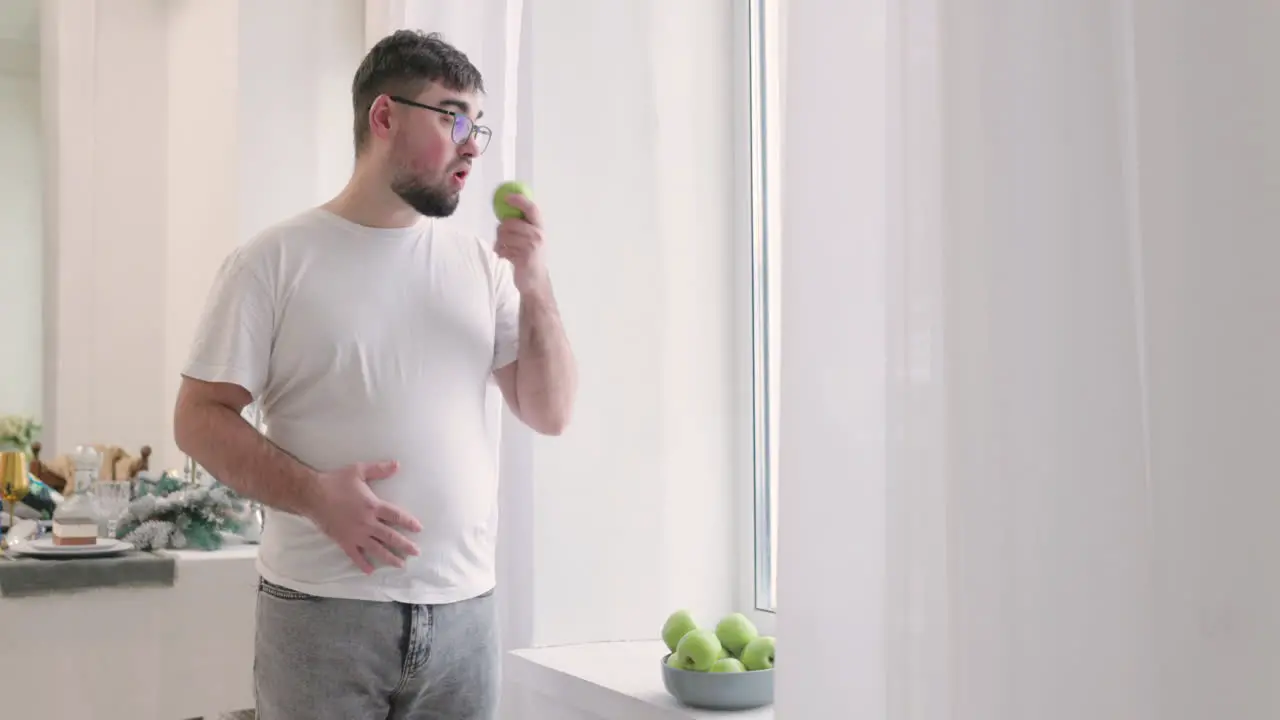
[386,85,485,218]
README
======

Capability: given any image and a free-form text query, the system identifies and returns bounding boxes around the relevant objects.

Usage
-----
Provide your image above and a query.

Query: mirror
[0,0,42,449]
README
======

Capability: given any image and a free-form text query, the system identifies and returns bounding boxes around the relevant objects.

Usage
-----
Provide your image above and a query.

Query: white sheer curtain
[937,1,1155,717]
[780,0,1280,718]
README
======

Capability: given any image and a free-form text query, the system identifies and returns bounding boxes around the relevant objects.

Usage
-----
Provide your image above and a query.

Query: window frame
[737,0,780,626]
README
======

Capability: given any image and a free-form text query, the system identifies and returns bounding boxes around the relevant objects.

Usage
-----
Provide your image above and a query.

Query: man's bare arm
[494,285,577,435]
[173,376,319,516]
[174,376,421,572]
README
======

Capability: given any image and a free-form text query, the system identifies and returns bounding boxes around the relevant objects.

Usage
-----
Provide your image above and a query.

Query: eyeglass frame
[387,95,492,154]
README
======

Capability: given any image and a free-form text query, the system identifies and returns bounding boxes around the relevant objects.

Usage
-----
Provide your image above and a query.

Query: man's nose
[458,134,481,158]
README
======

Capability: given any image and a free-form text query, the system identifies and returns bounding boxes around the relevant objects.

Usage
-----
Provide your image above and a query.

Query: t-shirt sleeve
[493,258,521,371]
[182,249,274,399]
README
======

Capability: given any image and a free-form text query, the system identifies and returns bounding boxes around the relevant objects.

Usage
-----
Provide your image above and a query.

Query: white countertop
[162,543,259,562]
[0,544,260,719]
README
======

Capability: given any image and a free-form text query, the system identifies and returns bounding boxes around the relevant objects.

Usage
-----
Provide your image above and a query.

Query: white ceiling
[0,0,39,44]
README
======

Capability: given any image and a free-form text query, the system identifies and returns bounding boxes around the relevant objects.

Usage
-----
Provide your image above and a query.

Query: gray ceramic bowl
[661,653,774,711]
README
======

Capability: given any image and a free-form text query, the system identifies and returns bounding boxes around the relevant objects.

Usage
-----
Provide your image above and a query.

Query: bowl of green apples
[660,610,775,711]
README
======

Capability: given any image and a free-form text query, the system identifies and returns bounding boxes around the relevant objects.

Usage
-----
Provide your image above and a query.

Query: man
[173,30,576,720]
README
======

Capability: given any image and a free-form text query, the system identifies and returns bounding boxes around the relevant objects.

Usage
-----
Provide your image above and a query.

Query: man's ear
[368,95,395,143]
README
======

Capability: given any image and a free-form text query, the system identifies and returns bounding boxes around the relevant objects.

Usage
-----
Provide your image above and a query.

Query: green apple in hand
[674,629,723,672]
[492,180,533,220]
[662,609,699,652]
[715,612,759,656]
[740,635,776,671]
[710,657,746,673]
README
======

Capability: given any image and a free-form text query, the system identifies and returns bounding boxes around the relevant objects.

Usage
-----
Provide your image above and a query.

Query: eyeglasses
[388,95,492,155]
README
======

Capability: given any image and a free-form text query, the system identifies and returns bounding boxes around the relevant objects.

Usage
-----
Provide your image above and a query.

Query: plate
[10,538,133,559]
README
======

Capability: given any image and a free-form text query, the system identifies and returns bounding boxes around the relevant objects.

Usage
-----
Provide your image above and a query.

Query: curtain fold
[940,0,1156,716]
[785,0,1280,716]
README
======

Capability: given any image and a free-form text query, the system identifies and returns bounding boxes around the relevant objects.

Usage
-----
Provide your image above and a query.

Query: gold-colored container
[1,450,30,532]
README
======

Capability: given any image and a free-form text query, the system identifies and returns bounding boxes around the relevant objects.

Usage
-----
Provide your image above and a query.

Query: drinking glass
[93,480,133,540]
[0,451,30,533]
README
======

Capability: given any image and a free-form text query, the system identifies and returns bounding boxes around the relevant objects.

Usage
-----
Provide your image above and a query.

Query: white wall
[235,0,360,241]
[0,66,42,421]
[164,0,241,467]
[41,0,364,468]
[164,0,364,468]
[41,0,171,461]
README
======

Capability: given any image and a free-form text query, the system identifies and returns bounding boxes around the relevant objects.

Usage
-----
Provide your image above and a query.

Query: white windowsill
[505,641,775,720]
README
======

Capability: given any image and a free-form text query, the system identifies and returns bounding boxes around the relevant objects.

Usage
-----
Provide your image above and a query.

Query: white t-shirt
[183,208,520,604]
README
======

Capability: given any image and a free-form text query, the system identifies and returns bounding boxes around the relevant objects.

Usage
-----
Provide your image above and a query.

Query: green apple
[710,657,746,673]
[665,653,683,669]
[674,629,723,672]
[493,180,533,220]
[661,609,699,652]
[715,612,759,656]
[740,635,775,671]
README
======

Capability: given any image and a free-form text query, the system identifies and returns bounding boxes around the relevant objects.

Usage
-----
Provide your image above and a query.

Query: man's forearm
[515,286,577,434]
[174,403,319,516]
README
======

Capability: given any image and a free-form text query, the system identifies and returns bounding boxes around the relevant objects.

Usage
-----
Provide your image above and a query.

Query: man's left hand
[496,194,551,296]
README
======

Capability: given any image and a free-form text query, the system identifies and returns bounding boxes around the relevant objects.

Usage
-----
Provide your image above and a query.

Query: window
[749,0,783,614]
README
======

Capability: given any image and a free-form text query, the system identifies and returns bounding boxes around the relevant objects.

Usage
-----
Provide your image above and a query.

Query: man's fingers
[376,502,423,533]
[495,244,526,264]
[361,460,399,481]
[498,218,532,235]
[506,194,543,226]
[372,524,420,558]
[344,545,375,575]
[498,220,542,247]
[362,540,406,570]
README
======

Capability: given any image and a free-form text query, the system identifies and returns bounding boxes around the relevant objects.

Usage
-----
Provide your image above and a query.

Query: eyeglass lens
[451,115,492,153]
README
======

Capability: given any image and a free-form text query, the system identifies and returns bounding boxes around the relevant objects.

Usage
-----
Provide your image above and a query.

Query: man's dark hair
[351,30,485,154]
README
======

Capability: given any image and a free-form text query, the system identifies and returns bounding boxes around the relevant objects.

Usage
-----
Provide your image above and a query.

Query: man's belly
[258,403,500,587]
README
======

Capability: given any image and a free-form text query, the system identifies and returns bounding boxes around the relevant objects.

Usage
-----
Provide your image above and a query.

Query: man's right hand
[306,461,422,574]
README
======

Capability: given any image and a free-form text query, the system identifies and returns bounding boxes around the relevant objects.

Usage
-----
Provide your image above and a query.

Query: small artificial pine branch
[122,519,177,551]
[115,472,247,550]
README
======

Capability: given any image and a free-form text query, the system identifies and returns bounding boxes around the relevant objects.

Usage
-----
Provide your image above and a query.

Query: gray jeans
[254,578,500,720]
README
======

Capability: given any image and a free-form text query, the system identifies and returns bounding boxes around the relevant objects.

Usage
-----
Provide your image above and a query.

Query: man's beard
[391,173,460,218]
